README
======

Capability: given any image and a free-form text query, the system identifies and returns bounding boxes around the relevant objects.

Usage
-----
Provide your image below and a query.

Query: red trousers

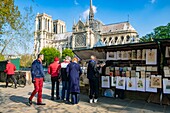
[29,78,43,103]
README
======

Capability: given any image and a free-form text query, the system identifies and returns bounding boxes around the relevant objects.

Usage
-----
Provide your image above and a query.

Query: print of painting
[145,78,157,93]
[116,76,126,90]
[165,47,170,58]
[106,52,117,60]
[142,49,146,60]
[136,78,145,92]
[101,76,110,88]
[163,79,170,94]
[146,49,157,65]
[111,76,116,86]
[137,50,142,60]
[132,50,137,60]
[151,75,162,88]
[126,77,137,91]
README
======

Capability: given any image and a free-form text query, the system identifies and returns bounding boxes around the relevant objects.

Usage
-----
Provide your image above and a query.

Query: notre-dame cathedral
[34,0,139,57]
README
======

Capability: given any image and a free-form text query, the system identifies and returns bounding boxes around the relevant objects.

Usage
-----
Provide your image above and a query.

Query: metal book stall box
[73,39,170,105]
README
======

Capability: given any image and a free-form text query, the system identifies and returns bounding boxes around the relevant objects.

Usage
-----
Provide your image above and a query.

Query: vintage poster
[146,49,157,65]
[165,46,170,58]
[145,78,157,93]
[136,77,146,92]
[116,76,126,90]
[106,52,117,60]
[105,67,110,75]
[101,76,110,88]
[117,51,121,60]
[126,77,137,91]
[150,75,162,88]
[142,49,146,60]
[137,50,142,60]
[132,50,137,60]
[163,79,170,94]
[111,76,117,86]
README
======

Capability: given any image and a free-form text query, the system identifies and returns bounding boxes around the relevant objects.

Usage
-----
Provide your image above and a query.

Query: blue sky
[15,0,170,37]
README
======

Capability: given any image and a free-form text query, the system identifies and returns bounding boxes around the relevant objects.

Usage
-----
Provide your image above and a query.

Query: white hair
[65,56,71,61]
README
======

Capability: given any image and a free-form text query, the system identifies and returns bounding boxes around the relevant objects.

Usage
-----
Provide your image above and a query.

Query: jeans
[29,78,43,103]
[71,92,79,104]
[6,74,17,87]
[51,76,60,98]
[61,81,70,101]
[89,78,99,99]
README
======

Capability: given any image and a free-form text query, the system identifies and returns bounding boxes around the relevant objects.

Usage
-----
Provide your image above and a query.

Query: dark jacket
[87,60,99,79]
[60,61,70,81]
[67,62,82,93]
[31,59,45,81]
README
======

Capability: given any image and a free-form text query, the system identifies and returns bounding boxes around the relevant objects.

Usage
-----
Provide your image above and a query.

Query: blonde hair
[72,57,78,63]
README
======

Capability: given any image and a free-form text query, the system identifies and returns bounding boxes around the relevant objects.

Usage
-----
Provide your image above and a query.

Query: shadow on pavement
[9,95,33,106]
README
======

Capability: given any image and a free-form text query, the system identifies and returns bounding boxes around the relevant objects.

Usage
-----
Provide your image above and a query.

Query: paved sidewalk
[0,82,170,113]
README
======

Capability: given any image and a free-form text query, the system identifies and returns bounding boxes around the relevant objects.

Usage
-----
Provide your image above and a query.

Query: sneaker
[94,99,98,103]
[28,98,32,106]
[89,99,93,103]
[37,102,46,105]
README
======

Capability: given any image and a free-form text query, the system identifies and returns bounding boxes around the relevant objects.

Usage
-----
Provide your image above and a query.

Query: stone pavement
[0,82,170,113]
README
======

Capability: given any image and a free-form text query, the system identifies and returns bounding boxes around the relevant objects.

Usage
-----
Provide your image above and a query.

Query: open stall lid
[73,48,106,61]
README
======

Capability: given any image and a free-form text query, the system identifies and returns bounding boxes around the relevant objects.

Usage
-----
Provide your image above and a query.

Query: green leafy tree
[0,0,20,34]
[62,48,74,60]
[140,22,170,42]
[0,53,5,61]
[40,47,60,66]
[20,54,33,67]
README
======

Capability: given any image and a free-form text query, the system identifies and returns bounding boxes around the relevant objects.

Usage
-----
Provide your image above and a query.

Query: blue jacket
[31,59,45,81]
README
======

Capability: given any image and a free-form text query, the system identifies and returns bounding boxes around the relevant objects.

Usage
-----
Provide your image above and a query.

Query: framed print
[136,66,141,71]
[111,76,116,86]
[136,77,145,92]
[127,51,132,60]
[101,76,110,88]
[146,49,157,65]
[105,67,110,75]
[126,77,137,91]
[116,76,126,90]
[147,66,152,71]
[106,52,117,60]
[151,66,158,72]
[163,79,170,94]
[137,50,142,60]
[142,49,146,60]
[115,70,120,76]
[122,51,128,60]
[164,67,170,77]
[136,72,140,78]
[140,66,146,71]
[132,50,137,60]
[131,70,136,77]
[126,71,130,77]
[141,71,145,78]
[145,78,157,93]
[165,46,170,58]
[150,75,162,88]
[117,51,121,60]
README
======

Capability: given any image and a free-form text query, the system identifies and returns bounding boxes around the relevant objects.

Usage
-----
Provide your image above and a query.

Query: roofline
[103,21,129,26]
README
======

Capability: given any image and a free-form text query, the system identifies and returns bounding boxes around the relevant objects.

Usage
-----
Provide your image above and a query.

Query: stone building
[34,0,139,57]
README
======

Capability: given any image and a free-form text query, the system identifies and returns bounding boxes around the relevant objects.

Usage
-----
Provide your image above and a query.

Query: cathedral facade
[34,0,139,57]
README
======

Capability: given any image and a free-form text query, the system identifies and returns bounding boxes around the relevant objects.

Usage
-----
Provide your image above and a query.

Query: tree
[0,0,20,34]
[0,53,5,61]
[40,47,60,66]
[62,48,74,60]
[0,6,34,55]
[20,54,33,67]
[140,22,170,42]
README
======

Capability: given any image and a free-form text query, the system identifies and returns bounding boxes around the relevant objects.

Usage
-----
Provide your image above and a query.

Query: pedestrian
[48,57,61,100]
[60,56,71,103]
[28,54,46,105]
[4,60,17,89]
[87,55,99,103]
[66,57,82,105]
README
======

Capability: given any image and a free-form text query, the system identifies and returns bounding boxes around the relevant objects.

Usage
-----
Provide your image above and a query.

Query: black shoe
[56,97,60,100]
[51,97,54,100]
[37,103,46,105]
[65,100,71,104]
[14,86,17,89]
[28,98,32,106]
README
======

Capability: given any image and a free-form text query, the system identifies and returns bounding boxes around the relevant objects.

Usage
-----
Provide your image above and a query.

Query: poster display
[116,76,126,90]
[163,78,170,94]
[136,78,146,92]
[106,52,117,60]
[126,77,137,91]
[145,78,157,93]
[111,76,116,86]
[101,76,110,88]
[146,49,157,65]
[150,75,162,88]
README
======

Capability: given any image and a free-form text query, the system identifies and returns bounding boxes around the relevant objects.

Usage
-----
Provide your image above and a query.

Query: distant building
[34,0,139,57]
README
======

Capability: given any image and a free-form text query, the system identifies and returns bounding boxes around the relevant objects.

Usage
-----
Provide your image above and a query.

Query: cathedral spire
[89,0,94,21]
